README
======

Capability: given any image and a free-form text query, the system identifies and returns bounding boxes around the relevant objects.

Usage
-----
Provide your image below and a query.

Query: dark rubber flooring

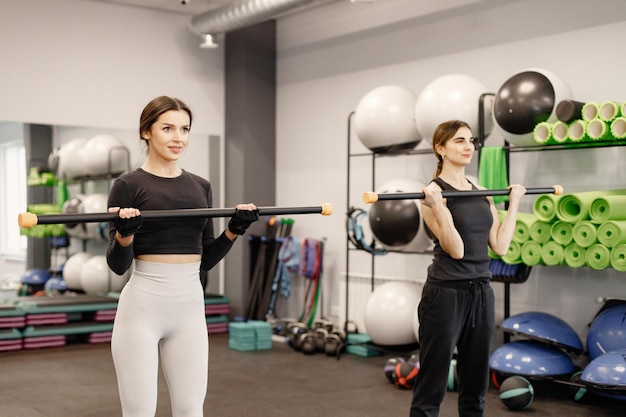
[0,332,624,416]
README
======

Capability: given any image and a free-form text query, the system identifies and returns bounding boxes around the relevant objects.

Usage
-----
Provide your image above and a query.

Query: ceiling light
[199,33,218,49]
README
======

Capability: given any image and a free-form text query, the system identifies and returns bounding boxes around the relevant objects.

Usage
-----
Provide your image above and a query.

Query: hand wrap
[228,209,259,235]
[114,214,143,237]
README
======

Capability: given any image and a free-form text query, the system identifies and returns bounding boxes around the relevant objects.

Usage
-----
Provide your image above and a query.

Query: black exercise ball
[393,361,419,390]
[499,376,534,410]
[369,199,419,247]
[493,68,573,146]
[384,357,405,383]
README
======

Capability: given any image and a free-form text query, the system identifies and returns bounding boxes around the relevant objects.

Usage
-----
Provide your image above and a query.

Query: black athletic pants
[409,278,495,417]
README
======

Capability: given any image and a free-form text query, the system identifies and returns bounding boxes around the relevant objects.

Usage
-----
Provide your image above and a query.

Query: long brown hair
[431,119,471,177]
[139,96,193,146]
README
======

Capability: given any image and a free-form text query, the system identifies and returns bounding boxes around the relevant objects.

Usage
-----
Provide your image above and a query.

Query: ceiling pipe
[189,0,337,37]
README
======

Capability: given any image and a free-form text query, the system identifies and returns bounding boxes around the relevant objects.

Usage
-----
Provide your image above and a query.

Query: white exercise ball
[364,281,422,346]
[63,251,93,290]
[81,193,109,240]
[62,194,87,239]
[368,178,433,253]
[57,137,89,180]
[415,74,490,143]
[83,134,128,176]
[80,255,130,295]
[492,68,574,146]
[354,85,422,154]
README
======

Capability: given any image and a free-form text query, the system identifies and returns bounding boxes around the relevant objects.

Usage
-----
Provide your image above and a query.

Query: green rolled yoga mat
[550,221,573,246]
[533,194,561,222]
[533,122,554,145]
[564,243,587,268]
[478,147,509,204]
[582,102,599,121]
[589,195,626,223]
[597,221,626,247]
[585,244,611,270]
[599,101,621,122]
[540,240,564,266]
[610,117,626,140]
[567,119,588,142]
[502,241,522,265]
[488,246,500,260]
[529,221,552,244]
[609,244,626,272]
[521,241,542,266]
[557,189,626,223]
[586,119,611,141]
[514,212,538,244]
[572,221,598,248]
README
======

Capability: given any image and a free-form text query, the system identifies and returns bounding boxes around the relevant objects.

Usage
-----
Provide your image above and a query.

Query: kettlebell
[300,331,317,355]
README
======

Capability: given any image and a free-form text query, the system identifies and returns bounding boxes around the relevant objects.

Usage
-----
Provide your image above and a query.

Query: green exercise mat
[572,221,598,248]
[610,244,626,272]
[590,195,626,223]
[556,189,626,223]
[564,243,587,268]
[488,246,500,260]
[585,244,611,270]
[478,147,509,204]
[502,241,522,265]
[533,194,561,222]
[514,212,538,244]
[540,240,564,266]
[529,220,552,244]
[550,221,573,246]
[610,117,626,140]
[521,241,542,266]
[597,221,626,247]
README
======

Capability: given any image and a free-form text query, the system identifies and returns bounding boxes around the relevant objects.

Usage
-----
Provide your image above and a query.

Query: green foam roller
[564,243,587,268]
[597,221,626,247]
[610,117,626,140]
[589,195,626,223]
[551,120,569,143]
[533,194,562,222]
[514,212,538,244]
[533,122,554,145]
[540,240,564,266]
[521,241,543,266]
[599,101,621,122]
[609,244,626,272]
[529,220,552,244]
[586,119,611,141]
[550,221,573,246]
[567,119,588,142]
[502,241,522,265]
[585,244,611,270]
[572,221,598,248]
[582,102,599,121]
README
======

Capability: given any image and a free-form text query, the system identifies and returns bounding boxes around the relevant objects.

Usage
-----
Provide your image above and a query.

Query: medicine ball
[499,376,534,411]
[393,361,419,390]
[384,357,405,383]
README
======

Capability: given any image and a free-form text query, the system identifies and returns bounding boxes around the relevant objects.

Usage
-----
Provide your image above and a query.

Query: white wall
[0,0,224,276]
[275,0,626,346]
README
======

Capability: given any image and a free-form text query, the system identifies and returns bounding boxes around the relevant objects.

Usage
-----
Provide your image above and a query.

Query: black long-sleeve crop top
[106,168,233,275]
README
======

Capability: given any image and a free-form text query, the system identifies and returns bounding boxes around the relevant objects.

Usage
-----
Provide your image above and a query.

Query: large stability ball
[57,138,89,180]
[415,74,490,143]
[81,193,109,240]
[493,68,573,146]
[80,255,130,295]
[364,281,422,346]
[63,252,93,290]
[83,134,128,176]
[586,302,626,360]
[62,194,87,239]
[369,178,433,253]
[354,85,422,154]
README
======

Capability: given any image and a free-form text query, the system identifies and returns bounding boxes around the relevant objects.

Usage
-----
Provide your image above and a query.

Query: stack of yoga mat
[490,188,626,271]
[532,100,626,145]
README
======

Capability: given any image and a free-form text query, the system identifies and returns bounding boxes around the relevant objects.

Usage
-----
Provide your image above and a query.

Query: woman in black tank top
[409,120,526,417]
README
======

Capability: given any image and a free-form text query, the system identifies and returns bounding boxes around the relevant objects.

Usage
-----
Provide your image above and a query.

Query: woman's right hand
[421,182,443,209]
[109,207,143,238]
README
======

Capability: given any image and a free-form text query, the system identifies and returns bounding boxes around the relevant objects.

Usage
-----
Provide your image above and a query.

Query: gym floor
[1,333,624,417]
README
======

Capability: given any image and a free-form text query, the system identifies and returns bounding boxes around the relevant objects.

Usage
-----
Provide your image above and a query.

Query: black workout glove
[114,214,143,237]
[228,209,259,235]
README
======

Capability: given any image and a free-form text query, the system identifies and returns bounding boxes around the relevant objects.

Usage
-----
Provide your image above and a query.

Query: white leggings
[111,260,208,417]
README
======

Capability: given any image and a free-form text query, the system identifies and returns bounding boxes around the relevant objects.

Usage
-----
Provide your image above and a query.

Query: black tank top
[427,177,493,281]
